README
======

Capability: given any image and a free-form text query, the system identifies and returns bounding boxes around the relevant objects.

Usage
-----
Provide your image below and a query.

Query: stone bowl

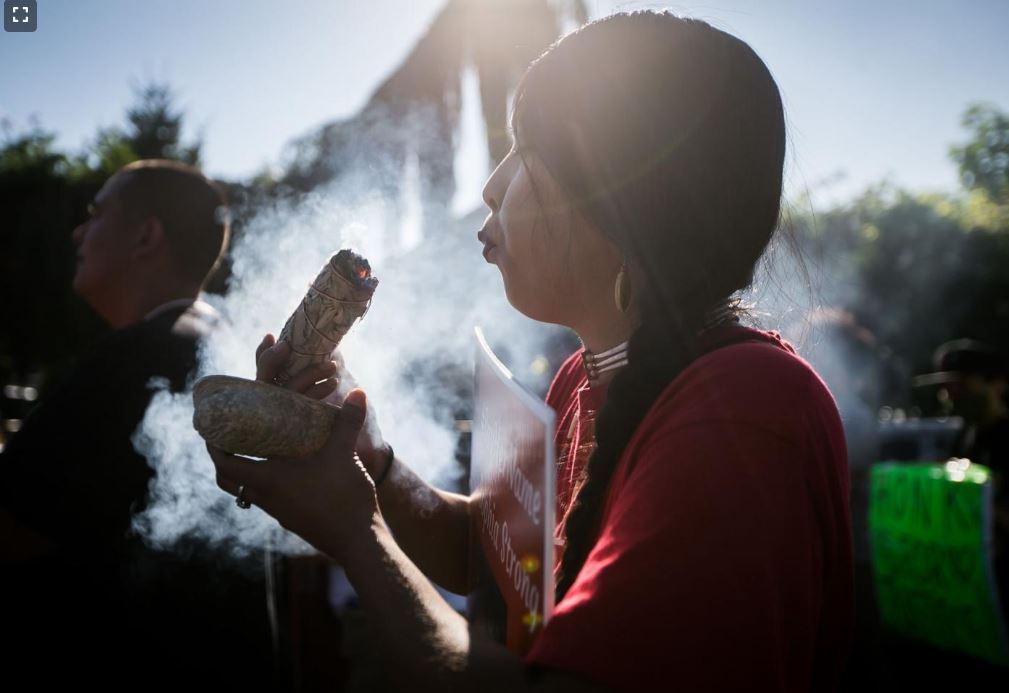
[192,374,339,458]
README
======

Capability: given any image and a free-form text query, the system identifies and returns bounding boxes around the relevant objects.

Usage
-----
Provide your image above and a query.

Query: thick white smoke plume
[132,177,564,557]
[130,130,864,559]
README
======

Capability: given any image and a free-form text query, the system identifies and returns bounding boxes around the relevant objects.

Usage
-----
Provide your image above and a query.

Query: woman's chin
[502,285,558,325]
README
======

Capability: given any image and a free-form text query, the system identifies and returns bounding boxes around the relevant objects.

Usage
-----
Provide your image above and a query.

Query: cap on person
[912,339,1008,387]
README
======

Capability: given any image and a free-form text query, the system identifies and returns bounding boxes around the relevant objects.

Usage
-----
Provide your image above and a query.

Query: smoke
[130,175,867,557]
[128,125,882,559]
[131,170,564,557]
[746,199,889,472]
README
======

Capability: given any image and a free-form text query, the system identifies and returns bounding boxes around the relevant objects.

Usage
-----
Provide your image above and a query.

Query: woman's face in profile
[480,143,621,327]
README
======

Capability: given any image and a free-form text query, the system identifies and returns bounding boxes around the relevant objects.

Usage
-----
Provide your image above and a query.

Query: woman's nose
[72,222,86,245]
[482,185,499,214]
[482,159,507,214]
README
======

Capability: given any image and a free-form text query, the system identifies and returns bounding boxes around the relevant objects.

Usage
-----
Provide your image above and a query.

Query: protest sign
[468,327,556,655]
[869,461,1009,665]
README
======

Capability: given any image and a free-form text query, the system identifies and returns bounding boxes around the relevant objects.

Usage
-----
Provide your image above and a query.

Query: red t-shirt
[524,324,854,691]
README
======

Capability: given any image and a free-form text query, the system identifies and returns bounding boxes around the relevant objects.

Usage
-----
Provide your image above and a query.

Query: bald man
[0,161,274,688]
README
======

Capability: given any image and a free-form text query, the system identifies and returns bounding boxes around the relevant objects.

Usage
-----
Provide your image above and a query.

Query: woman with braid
[208,11,853,692]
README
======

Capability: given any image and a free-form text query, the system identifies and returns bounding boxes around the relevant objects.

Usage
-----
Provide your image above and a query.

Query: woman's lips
[478,227,498,262]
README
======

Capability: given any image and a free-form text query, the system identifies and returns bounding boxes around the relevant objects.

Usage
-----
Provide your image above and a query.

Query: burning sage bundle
[275,249,377,384]
[192,249,378,458]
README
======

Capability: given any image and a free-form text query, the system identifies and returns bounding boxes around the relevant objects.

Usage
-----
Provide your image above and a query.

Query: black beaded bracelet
[373,444,394,488]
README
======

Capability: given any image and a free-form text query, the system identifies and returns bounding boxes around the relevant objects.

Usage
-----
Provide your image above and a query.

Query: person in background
[914,339,1009,472]
[0,160,281,689]
[915,338,1009,628]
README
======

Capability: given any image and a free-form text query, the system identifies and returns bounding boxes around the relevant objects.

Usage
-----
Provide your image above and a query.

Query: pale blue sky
[2,0,1008,211]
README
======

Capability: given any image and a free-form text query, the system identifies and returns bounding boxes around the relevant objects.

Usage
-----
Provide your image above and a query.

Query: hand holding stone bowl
[192,250,384,461]
[203,343,379,557]
[250,334,388,470]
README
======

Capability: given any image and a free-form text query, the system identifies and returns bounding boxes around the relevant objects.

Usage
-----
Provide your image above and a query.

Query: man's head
[72,160,230,326]
[914,339,1009,424]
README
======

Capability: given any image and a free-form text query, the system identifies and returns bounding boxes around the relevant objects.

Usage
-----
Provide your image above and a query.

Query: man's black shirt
[0,303,276,689]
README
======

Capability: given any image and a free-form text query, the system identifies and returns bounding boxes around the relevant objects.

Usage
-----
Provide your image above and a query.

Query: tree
[124,82,201,164]
[84,81,201,174]
[950,103,1009,205]
[0,119,70,177]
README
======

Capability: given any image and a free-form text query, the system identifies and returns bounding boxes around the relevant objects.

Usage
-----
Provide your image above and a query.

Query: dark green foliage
[950,104,1009,204]
[790,181,1009,406]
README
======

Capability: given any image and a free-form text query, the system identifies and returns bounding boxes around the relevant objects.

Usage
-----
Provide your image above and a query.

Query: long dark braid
[555,297,709,600]
[507,12,788,602]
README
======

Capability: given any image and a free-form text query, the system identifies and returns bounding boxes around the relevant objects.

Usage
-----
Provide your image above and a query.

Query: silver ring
[235,484,252,509]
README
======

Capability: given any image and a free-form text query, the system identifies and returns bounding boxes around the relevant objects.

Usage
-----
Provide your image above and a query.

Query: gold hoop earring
[614,264,632,314]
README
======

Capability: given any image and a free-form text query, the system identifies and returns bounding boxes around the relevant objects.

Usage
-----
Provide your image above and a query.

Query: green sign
[869,461,1009,666]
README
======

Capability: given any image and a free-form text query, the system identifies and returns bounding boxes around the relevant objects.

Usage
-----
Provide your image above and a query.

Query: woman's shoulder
[696,324,816,386]
[646,324,841,438]
[611,324,847,499]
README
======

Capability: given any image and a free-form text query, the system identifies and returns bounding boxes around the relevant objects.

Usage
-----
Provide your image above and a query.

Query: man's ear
[133,216,167,260]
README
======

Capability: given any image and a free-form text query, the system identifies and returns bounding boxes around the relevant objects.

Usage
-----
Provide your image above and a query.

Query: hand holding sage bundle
[192,249,378,458]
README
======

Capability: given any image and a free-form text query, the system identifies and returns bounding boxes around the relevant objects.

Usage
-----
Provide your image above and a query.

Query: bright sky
[3,0,1008,212]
